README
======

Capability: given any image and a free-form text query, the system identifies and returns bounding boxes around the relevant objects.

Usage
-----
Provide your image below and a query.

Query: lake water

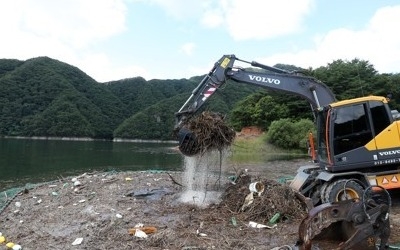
[0,138,183,191]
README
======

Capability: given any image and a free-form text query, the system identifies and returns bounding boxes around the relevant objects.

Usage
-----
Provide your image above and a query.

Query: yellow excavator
[175,54,396,249]
[174,54,400,206]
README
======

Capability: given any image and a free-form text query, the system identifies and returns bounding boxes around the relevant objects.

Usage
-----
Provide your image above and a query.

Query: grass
[228,133,308,164]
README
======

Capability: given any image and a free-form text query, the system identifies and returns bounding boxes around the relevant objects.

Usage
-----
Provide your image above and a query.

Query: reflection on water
[0,138,183,191]
[0,138,307,192]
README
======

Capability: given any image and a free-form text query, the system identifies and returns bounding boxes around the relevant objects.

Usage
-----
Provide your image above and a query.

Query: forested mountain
[0,57,127,138]
[111,82,257,140]
[0,56,399,140]
[0,57,256,140]
[105,76,198,117]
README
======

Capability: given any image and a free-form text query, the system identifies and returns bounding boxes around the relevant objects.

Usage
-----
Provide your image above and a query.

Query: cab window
[333,104,373,155]
[369,101,391,135]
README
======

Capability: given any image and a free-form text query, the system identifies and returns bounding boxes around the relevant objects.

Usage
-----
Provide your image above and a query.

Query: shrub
[266,118,315,150]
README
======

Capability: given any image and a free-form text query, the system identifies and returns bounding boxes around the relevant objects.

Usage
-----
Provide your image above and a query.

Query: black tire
[319,182,330,203]
[324,179,364,203]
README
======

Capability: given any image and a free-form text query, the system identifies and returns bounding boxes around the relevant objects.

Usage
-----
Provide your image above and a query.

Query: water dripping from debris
[179,149,229,207]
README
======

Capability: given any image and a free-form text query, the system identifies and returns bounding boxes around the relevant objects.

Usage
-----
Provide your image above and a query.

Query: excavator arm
[175,54,336,129]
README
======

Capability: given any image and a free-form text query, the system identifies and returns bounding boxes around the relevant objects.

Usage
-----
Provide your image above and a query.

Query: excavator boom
[176,55,336,126]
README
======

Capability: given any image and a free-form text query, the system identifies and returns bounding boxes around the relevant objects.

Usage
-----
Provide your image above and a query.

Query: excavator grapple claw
[177,127,200,156]
[297,186,391,250]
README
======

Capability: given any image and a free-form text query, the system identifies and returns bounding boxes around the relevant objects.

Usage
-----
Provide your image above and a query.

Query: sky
[1,0,400,82]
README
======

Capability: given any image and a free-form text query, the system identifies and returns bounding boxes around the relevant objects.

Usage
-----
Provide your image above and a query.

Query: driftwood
[179,111,236,156]
[167,173,184,187]
[220,174,308,224]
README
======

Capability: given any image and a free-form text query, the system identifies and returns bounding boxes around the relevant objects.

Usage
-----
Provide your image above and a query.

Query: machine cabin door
[367,101,399,150]
[365,101,400,161]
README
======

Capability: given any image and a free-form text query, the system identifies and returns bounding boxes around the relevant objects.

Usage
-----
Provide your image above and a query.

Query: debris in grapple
[177,111,236,156]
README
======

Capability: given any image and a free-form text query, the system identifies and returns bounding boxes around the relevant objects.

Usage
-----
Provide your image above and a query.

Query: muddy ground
[1,158,400,250]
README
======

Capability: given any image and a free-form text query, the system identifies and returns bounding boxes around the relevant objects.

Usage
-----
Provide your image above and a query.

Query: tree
[266,118,315,150]
[21,97,95,137]
[230,92,290,131]
[312,58,378,100]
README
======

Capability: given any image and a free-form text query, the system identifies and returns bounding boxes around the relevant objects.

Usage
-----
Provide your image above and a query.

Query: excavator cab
[316,96,397,173]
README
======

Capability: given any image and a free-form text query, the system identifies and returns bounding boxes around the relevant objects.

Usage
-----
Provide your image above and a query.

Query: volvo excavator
[174,54,400,206]
[174,55,395,249]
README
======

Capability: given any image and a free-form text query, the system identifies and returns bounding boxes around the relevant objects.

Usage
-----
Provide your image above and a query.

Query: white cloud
[0,0,127,49]
[145,0,314,40]
[186,64,214,78]
[202,0,315,40]
[0,0,128,81]
[257,5,400,74]
[140,0,208,20]
[180,43,196,56]
[201,9,224,28]
[78,53,150,82]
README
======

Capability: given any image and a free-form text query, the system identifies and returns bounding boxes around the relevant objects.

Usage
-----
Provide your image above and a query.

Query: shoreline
[3,136,178,144]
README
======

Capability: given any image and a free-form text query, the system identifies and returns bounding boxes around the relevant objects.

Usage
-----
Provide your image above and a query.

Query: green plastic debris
[231,217,237,226]
[277,176,293,184]
[228,175,237,183]
[269,213,280,225]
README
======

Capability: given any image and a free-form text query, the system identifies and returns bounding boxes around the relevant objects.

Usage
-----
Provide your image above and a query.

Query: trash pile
[220,171,308,225]
[179,111,236,156]
[2,167,400,249]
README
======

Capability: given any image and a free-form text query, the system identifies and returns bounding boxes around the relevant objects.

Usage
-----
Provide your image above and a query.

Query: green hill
[0,57,127,138]
[0,57,256,140]
[1,56,398,141]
